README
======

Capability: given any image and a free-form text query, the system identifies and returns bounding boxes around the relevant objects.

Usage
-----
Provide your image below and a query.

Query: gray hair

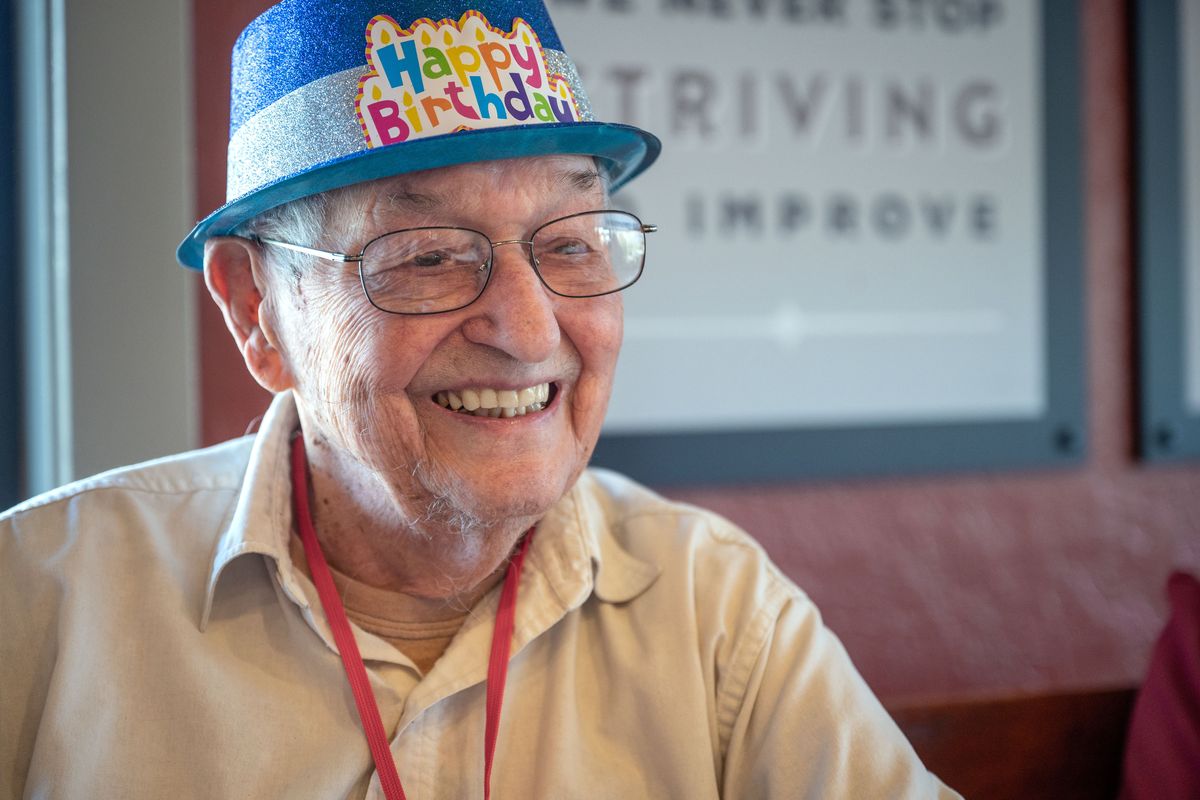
[231,191,339,281]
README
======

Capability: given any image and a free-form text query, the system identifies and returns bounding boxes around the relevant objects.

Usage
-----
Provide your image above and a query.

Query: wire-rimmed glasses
[255,209,656,315]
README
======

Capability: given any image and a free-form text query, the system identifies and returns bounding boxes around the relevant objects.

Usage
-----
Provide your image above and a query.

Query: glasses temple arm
[254,237,361,263]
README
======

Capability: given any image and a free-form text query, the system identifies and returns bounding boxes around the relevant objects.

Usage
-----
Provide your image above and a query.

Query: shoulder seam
[3,479,243,523]
[3,439,254,521]
[618,506,767,554]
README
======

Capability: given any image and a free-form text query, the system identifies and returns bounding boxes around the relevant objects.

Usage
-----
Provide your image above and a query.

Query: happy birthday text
[357,13,581,147]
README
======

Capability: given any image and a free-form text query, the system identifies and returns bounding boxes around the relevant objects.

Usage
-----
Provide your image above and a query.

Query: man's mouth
[433,382,553,418]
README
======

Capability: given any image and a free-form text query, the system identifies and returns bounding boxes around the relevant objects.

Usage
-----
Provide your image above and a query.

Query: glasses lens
[360,229,491,314]
[531,211,646,298]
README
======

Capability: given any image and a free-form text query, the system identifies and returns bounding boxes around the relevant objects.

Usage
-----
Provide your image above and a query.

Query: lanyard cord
[290,435,533,800]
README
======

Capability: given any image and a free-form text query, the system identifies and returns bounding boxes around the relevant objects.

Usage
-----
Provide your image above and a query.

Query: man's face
[267,155,623,531]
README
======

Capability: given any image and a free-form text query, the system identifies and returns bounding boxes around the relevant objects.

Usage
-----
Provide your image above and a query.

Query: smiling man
[1,1,959,797]
[210,159,627,607]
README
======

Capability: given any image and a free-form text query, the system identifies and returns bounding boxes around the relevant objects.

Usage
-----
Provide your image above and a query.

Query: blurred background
[3,0,1198,796]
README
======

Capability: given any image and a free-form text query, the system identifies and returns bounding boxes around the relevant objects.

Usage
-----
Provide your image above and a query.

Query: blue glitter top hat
[177,0,661,268]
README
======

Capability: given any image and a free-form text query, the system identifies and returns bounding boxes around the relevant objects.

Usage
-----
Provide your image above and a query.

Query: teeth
[434,382,552,418]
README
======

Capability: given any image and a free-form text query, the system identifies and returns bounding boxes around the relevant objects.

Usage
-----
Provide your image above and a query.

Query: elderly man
[1,1,959,797]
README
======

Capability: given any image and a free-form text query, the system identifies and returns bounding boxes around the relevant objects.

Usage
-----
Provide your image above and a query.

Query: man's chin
[464,481,566,526]
[412,466,572,532]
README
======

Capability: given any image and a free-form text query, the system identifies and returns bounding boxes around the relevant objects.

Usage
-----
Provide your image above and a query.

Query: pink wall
[194,0,277,447]
[196,0,1200,704]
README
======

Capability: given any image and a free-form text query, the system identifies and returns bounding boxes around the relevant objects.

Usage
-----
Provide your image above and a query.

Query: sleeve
[717,581,962,799]
[0,509,64,800]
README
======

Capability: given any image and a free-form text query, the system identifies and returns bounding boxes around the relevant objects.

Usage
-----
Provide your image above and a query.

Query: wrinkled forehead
[386,153,603,199]
[340,154,607,221]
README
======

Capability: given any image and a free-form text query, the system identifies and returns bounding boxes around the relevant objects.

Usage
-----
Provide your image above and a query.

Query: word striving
[589,67,1003,150]
[356,12,581,147]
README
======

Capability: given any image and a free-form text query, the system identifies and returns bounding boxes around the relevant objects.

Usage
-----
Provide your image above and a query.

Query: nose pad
[491,239,539,274]
[486,238,555,298]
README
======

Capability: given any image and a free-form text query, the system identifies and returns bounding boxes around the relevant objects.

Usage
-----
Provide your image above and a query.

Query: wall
[193,0,277,447]
[20,0,197,493]
[668,1,1200,702]
[193,0,1200,703]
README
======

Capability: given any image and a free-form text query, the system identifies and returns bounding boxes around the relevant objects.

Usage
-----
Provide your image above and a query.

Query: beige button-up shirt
[1,392,959,799]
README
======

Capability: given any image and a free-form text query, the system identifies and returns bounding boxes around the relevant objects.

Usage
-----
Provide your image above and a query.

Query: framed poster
[548,0,1085,483]
[1137,0,1200,460]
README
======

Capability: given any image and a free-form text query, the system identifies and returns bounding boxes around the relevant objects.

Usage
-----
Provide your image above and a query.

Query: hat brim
[177,121,660,269]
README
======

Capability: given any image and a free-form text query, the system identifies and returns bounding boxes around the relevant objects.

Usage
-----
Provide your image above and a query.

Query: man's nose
[460,240,561,363]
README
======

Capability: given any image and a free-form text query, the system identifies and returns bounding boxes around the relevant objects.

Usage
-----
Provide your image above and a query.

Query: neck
[295,434,536,605]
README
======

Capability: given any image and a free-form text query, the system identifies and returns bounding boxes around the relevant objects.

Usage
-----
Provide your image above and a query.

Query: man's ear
[204,236,294,392]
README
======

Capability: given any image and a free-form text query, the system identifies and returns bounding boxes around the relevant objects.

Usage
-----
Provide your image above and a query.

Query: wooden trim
[889,687,1136,800]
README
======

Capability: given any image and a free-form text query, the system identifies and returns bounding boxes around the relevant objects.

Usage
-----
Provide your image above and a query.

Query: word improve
[679,191,998,240]
[356,12,581,147]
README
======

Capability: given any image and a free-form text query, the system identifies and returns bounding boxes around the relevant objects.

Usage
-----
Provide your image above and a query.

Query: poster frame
[1135,0,1200,461]
[590,0,1086,484]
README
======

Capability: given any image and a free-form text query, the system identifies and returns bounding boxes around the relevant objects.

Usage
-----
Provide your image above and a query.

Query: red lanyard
[290,436,533,800]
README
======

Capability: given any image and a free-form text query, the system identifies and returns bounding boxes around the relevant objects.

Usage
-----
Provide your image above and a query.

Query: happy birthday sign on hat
[177,0,661,268]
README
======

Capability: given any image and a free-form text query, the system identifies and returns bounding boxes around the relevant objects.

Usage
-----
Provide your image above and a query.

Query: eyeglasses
[255,209,657,315]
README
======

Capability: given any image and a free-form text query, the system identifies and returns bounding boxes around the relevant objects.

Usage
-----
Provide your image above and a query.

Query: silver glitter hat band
[226,47,593,202]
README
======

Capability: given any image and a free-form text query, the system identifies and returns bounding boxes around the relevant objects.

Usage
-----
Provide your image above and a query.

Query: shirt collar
[565,471,661,604]
[200,390,301,631]
[200,391,660,631]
